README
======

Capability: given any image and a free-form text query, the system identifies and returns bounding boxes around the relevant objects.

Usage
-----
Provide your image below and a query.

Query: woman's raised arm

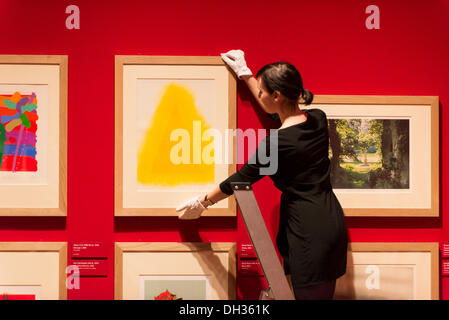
[221,50,271,113]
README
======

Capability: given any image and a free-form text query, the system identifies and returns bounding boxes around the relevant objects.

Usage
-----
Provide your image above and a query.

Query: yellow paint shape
[4,118,22,132]
[137,83,215,186]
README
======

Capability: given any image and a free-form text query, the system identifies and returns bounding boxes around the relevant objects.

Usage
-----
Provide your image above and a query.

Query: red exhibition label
[442,260,449,277]
[239,243,257,259]
[441,243,449,259]
[71,242,107,258]
[72,259,108,276]
[238,259,264,276]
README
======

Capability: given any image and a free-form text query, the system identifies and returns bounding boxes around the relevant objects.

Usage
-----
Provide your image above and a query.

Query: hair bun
[302,88,314,106]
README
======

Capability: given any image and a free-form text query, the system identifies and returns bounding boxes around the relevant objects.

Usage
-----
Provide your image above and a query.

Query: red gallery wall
[0,0,448,300]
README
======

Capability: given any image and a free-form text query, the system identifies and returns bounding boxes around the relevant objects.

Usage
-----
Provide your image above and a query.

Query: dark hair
[256,62,313,107]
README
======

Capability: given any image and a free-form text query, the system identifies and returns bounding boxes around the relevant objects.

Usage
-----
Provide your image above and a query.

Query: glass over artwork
[137,81,216,188]
[328,118,410,189]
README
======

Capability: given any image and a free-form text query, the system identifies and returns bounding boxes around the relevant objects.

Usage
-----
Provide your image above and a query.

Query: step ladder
[231,182,295,300]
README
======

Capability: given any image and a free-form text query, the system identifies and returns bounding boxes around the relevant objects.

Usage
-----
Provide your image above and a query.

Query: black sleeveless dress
[219,108,348,288]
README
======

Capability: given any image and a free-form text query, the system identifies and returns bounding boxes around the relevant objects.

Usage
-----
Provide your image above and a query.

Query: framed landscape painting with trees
[311,95,439,217]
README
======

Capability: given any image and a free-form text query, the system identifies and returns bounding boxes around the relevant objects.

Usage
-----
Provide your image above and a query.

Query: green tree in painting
[369,120,410,188]
[339,119,360,162]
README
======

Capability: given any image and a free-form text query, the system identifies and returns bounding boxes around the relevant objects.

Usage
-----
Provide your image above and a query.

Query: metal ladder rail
[231,182,295,300]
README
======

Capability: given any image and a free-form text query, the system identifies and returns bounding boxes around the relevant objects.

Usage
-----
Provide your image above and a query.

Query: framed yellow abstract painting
[115,56,237,216]
[0,56,67,216]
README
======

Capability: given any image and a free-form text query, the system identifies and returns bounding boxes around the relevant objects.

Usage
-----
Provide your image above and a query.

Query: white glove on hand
[221,49,252,79]
[176,195,207,220]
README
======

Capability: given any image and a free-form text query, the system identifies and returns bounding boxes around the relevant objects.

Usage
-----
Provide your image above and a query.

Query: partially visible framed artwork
[115,242,236,300]
[0,285,40,300]
[0,242,67,300]
[140,275,212,300]
[0,55,67,216]
[335,242,439,300]
[312,95,439,217]
[115,56,237,216]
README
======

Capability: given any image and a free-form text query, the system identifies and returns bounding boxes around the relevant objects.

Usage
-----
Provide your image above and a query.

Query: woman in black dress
[176,50,348,300]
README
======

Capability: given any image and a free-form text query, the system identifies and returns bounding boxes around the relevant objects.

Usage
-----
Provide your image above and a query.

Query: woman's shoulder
[305,108,327,119]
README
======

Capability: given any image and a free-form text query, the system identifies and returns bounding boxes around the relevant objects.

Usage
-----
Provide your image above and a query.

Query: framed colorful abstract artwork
[312,95,439,217]
[335,242,439,300]
[115,56,237,216]
[0,242,67,300]
[0,55,67,216]
[115,242,236,300]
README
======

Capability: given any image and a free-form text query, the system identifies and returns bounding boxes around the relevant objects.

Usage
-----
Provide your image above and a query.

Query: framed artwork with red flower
[115,242,236,300]
[0,56,67,216]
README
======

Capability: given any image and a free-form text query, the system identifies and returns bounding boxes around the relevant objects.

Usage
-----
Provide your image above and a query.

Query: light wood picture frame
[115,56,237,217]
[335,242,439,300]
[115,242,236,300]
[0,55,67,216]
[312,95,439,217]
[0,242,67,300]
